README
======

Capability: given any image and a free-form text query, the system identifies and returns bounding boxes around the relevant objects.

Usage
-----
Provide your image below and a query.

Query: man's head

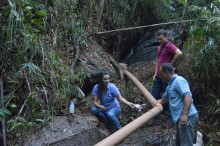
[157,29,168,44]
[160,63,175,82]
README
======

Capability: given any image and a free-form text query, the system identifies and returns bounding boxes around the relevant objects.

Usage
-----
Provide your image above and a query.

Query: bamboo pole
[0,78,7,146]
[89,20,194,35]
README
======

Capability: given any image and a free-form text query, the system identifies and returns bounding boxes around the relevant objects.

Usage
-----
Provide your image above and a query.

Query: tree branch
[15,75,31,122]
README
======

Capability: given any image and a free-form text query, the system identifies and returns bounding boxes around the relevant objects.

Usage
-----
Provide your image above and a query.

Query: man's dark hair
[157,29,168,37]
[161,63,174,74]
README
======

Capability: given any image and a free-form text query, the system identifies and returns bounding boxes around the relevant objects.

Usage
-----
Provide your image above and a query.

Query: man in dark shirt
[152,29,182,100]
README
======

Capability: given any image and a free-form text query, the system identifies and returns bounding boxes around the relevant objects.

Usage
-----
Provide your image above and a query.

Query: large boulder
[123,29,178,65]
[24,115,108,146]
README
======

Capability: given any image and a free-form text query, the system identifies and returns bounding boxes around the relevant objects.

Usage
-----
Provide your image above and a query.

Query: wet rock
[123,29,178,65]
[118,121,176,146]
[79,42,120,82]
[24,115,107,146]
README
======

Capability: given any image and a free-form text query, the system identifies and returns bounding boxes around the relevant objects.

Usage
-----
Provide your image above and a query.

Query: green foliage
[0,0,87,137]
[139,0,176,23]
[2,0,219,144]
[19,63,42,76]
[179,0,188,5]
[0,108,11,121]
[171,1,220,143]
[182,0,220,126]
[7,117,34,137]
[100,0,174,29]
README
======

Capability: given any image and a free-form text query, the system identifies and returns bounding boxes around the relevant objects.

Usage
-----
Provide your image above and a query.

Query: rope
[88,20,194,35]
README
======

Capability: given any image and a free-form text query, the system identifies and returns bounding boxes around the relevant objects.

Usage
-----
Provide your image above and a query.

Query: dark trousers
[151,77,170,118]
[151,76,168,100]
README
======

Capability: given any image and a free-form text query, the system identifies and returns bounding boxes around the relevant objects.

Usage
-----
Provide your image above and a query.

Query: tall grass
[180,0,220,144]
[0,0,87,140]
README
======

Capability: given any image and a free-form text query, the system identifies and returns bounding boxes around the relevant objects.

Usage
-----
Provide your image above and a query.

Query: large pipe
[94,105,163,146]
[119,63,156,107]
[95,63,163,146]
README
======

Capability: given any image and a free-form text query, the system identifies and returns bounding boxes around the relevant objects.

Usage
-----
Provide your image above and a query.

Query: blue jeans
[152,76,170,119]
[176,113,199,146]
[91,106,122,130]
[151,76,168,100]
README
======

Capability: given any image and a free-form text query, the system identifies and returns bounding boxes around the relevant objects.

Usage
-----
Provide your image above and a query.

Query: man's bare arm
[171,49,182,66]
[181,94,192,125]
[182,94,192,116]
[156,98,168,106]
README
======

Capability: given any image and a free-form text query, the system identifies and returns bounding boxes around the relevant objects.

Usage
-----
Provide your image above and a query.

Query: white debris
[134,104,142,112]
[193,131,204,146]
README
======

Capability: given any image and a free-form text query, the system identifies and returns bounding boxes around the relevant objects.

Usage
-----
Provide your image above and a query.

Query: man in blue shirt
[157,63,199,146]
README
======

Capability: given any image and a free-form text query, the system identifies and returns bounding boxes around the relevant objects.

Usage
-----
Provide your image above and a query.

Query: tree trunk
[96,0,105,23]
[131,1,138,20]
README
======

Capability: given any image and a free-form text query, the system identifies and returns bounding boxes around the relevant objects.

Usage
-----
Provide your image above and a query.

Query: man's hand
[153,74,156,81]
[153,100,163,111]
[154,100,162,107]
[181,114,188,126]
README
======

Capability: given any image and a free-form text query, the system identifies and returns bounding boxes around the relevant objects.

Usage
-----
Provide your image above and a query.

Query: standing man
[152,29,182,100]
[157,63,199,146]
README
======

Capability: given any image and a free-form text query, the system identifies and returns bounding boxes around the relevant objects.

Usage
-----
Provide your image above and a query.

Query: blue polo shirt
[163,74,198,123]
[92,82,120,111]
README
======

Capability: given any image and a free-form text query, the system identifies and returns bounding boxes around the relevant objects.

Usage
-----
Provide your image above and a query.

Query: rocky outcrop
[78,41,125,95]
[78,42,123,81]
[123,29,178,65]
[24,115,108,146]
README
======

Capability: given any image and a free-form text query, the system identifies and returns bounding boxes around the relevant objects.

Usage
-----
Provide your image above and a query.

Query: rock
[24,115,106,146]
[123,29,178,65]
